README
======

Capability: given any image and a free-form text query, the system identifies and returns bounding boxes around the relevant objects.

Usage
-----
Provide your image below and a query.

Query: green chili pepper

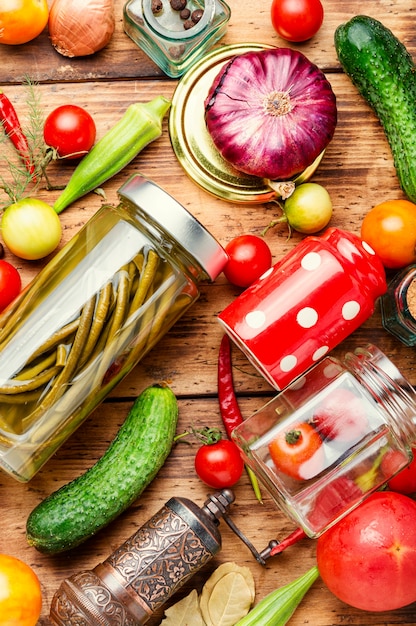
[235,566,319,626]
[53,96,171,214]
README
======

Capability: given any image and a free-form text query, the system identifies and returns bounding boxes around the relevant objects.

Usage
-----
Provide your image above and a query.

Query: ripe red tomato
[0,553,42,625]
[270,0,324,43]
[269,421,324,480]
[317,491,416,611]
[43,105,96,159]
[224,234,272,288]
[382,448,416,495]
[361,199,416,269]
[0,259,21,311]
[310,388,369,443]
[194,439,244,489]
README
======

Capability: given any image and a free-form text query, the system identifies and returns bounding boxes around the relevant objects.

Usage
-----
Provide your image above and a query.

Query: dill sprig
[0,76,48,209]
[23,75,48,182]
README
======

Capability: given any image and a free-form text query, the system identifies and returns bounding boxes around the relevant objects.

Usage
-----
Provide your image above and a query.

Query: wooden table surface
[1,0,416,624]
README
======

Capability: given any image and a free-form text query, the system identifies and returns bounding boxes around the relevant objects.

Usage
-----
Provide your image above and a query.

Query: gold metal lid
[169,43,324,204]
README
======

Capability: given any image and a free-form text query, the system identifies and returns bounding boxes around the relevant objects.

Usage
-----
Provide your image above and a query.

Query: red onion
[204,48,337,181]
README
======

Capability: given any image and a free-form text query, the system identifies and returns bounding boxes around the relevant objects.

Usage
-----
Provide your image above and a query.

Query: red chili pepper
[218,333,244,438]
[0,90,35,179]
[218,333,262,501]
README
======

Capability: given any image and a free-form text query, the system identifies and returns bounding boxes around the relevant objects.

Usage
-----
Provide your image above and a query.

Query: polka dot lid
[218,228,387,390]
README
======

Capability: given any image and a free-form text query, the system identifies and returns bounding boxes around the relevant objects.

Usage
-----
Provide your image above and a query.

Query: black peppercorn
[180,7,191,19]
[151,0,163,14]
[183,19,194,29]
[191,8,204,23]
[170,0,187,10]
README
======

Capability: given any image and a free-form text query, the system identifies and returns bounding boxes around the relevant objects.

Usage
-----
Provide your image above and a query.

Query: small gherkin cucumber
[26,383,178,554]
[334,15,416,202]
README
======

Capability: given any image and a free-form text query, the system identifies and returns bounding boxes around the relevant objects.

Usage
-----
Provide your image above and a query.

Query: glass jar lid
[118,174,228,280]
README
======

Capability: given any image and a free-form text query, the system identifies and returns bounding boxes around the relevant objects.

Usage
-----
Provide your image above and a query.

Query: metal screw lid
[118,174,228,281]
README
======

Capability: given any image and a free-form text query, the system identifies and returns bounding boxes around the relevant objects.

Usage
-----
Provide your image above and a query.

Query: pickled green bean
[128,249,159,315]
[56,344,68,367]
[28,318,80,363]
[106,265,132,345]
[0,366,63,395]
[0,389,42,405]
[15,352,58,381]
[21,295,96,428]
[79,283,112,368]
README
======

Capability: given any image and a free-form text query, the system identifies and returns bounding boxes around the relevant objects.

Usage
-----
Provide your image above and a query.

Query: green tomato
[283,182,332,234]
[1,198,62,261]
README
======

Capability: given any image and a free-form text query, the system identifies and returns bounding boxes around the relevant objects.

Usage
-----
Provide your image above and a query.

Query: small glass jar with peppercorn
[123,0,231,77]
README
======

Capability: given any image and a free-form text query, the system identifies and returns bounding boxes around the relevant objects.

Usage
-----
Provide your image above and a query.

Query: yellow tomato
[0,0,49,45]
[0,554,42,626]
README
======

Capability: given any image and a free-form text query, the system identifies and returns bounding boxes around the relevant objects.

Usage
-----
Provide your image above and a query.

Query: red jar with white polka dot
[218,228,387,390]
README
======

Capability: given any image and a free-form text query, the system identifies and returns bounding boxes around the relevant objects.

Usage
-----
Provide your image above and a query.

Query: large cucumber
[334,15,416,202]
[26,383,178,554]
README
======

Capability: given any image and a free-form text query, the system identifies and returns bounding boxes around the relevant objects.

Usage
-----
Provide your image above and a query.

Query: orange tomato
[0,0,49,45]
[0,554,42,626]
[268,421,324,480]
[361,199,416,269]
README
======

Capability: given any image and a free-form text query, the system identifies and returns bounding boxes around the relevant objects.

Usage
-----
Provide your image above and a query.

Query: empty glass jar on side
[232,344,416,537]
[0,174,227,482]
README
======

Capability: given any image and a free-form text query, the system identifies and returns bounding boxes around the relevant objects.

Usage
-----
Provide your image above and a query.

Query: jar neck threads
[344,344,416,447]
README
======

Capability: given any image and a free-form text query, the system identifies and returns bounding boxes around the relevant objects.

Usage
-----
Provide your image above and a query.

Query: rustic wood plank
[0,0,415,82]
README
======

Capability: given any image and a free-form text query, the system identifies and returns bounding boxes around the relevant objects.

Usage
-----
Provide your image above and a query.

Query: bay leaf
[161,588,206,626]
[200,562,255,626]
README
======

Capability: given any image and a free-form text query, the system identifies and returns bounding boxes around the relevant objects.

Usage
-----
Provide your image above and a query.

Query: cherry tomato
[0,554,42,626]
[317,491,416,611]
[224,234,272,288]
[194,439,244,489]
[269,421,324,480]
[382,448,416,495]
[0,0,49,45]
[1,198,62,260]
[283,183,332,234]
[270,0,324,43]
[310,388,368,443]
[0,259,21,311]
[44,105,96,159]
[361,199,416,269]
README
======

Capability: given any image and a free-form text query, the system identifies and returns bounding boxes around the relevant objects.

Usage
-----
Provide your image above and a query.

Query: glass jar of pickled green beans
[0,174,228,482]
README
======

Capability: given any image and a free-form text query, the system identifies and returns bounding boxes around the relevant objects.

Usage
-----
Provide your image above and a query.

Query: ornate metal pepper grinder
[49,490,236,625]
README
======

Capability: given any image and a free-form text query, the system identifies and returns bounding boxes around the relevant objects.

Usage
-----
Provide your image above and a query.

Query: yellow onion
[48,0,115,57]
[205,48,337,181]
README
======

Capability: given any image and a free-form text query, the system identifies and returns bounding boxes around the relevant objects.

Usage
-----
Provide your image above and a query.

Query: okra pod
[53,96,171,214]
[235,566,319,625]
